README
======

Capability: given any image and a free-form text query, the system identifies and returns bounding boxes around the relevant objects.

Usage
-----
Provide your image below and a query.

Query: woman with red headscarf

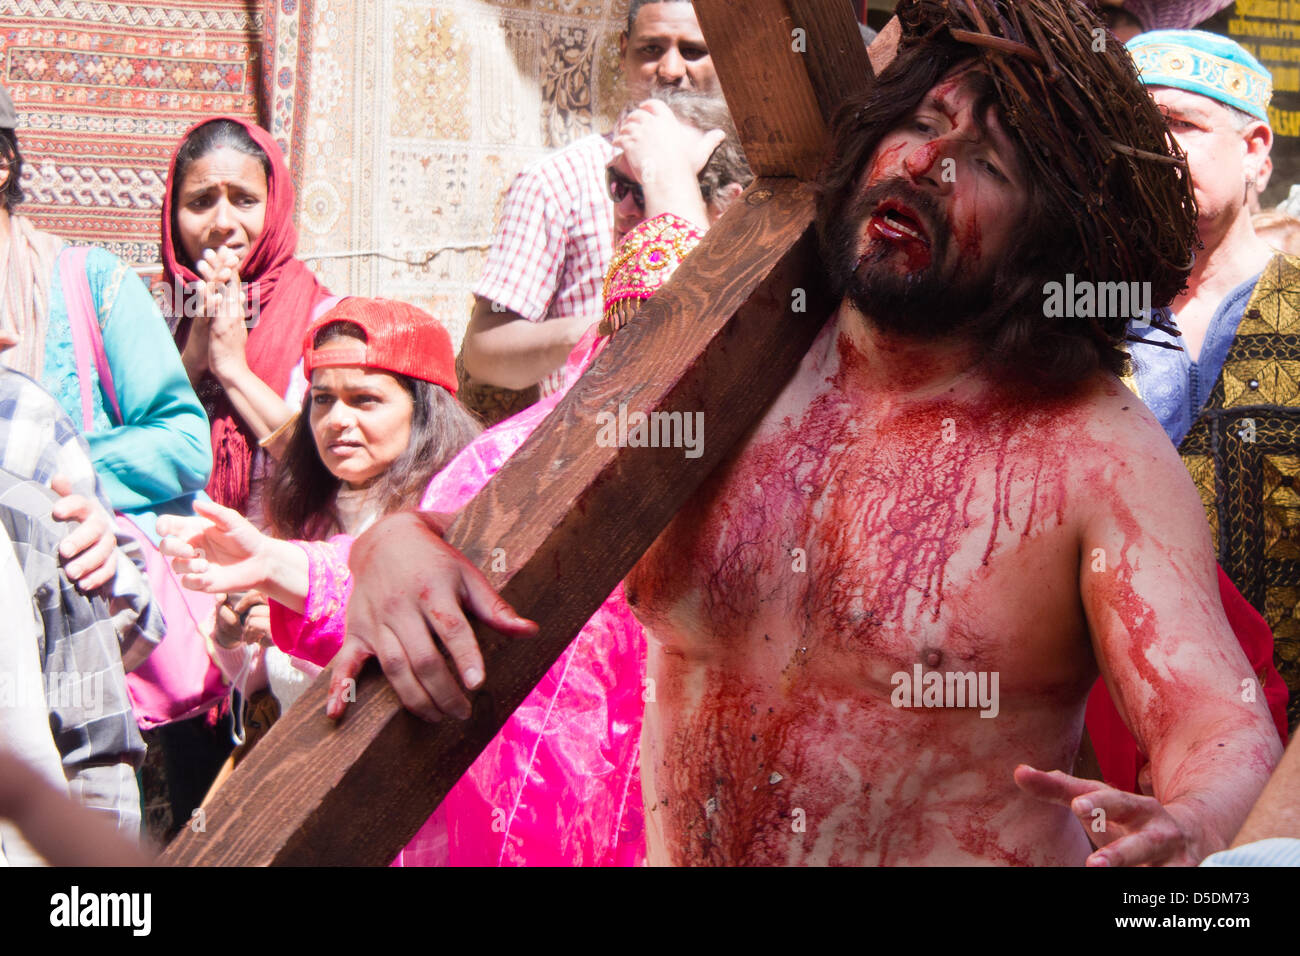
[163,117,339,519]
[158,117,340,825]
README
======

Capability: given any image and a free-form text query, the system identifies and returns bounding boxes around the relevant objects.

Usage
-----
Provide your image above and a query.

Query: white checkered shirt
[474,133,617,396]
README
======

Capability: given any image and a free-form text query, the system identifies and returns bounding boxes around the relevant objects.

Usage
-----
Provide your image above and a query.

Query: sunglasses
[606,167,645,209]
[606,166,714,209]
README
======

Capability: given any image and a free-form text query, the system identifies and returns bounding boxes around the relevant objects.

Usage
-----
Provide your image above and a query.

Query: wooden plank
[694,0,832,179]
[788,0,876,120]
[161,0,871,867]
[161,178,836,866]
[696,0,875,178]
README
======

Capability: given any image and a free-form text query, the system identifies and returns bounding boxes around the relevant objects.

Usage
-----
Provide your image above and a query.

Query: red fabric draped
[163,115,332,512]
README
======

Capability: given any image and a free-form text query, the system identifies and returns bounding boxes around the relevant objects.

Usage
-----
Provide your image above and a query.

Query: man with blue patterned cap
[1128,29,1300,731]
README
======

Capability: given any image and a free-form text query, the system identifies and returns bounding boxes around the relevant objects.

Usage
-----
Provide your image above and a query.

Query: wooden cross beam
[162,0,877,866]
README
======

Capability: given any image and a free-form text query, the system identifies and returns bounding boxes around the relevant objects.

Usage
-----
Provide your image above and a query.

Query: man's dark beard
[822,178,999,339]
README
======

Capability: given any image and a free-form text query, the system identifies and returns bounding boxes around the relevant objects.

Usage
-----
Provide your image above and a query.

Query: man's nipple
[922,648,942,669]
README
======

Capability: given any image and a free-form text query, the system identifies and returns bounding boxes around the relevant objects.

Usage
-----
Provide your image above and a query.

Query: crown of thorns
[894,0,1198,340]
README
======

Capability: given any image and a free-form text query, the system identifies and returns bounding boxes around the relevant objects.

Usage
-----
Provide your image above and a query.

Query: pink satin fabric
[268,323,647,865]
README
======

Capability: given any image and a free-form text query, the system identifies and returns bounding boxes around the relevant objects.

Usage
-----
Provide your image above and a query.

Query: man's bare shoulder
[1057,370,1209,531]
[1065,370,1183,461]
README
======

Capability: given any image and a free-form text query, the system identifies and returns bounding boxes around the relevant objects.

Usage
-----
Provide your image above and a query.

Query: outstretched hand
[1014,764,1202,866]
[158,497,270,595]
[328,510,538,722]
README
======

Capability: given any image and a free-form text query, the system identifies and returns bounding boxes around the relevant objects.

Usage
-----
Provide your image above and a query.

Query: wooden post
[162,0,875,866]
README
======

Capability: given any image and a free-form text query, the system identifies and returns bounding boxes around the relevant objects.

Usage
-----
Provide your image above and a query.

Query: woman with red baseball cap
[158,298,479,724]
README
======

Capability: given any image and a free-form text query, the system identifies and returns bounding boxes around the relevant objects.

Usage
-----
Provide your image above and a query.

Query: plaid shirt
[0,369,158,838]
[0,469,144,838]
[0,368,163,666]
[474,134,617,396]
[0,367,100,499]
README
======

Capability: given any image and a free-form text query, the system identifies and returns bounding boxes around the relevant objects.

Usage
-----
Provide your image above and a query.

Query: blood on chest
[630,365,1085,673]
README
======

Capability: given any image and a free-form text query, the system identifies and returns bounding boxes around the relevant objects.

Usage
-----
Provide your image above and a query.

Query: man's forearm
[462,299,590,390]
[0,754,150,866]
[1156,726,1281,859]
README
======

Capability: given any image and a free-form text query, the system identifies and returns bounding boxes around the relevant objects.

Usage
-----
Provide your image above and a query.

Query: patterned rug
[1,0,314,269]
[294,0,632,349]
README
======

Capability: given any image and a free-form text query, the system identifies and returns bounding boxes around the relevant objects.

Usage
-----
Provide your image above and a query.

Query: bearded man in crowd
[336,1,1282,865]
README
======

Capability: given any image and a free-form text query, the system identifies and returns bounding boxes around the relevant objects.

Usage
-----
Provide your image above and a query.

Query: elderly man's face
[1150,86,1271,231]
[620,2,717,101]
[828,67,1029,335]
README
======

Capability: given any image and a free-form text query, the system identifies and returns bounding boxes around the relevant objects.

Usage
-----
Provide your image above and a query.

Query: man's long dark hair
[817,6,1196,391]
[266,321,482,539]
[818,42,1115,389]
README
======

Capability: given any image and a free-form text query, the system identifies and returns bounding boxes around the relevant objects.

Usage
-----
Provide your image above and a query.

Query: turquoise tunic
[41,247,211,534]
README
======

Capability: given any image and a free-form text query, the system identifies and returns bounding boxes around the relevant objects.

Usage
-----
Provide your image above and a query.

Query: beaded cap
[1128,30,1272,123]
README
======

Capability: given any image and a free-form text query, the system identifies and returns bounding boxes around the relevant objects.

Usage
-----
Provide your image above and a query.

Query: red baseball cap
[303,297,458,394]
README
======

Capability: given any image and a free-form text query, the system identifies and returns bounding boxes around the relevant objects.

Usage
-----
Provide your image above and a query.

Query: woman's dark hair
[0,127,26,210]
[266,321,483,540]
[169,120,272,260]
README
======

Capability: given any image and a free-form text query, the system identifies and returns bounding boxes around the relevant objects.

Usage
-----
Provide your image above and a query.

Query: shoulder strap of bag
[60,246,122,432]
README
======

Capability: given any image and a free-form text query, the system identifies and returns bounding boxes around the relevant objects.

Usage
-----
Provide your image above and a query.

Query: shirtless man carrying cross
[332,1,1282,865]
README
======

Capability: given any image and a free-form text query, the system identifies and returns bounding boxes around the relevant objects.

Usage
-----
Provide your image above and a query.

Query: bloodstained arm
[1079,423,1282,862]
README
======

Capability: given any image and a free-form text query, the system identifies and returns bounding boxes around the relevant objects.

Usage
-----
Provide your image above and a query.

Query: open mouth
[867,202,931,247]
